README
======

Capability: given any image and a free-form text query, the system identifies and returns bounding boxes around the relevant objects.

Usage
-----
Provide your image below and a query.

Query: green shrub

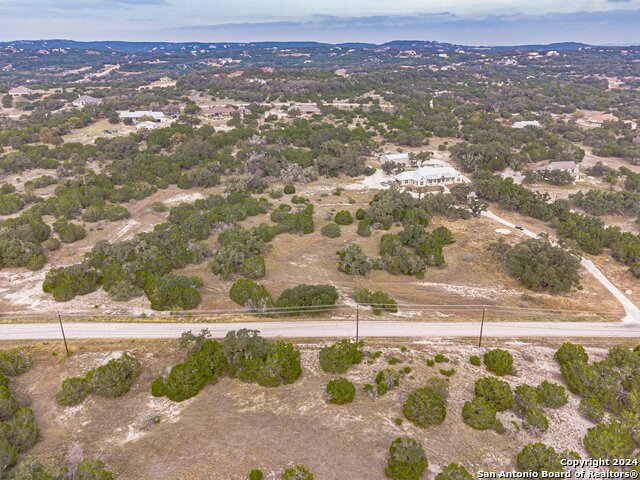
[321,223,341,238]
[462,397,498,431]
[8,407,40,452]
[512,384,541,417]
[357,219,371,237]
[395,418,404,425]
[326,378,356,405]
[281,465,313,480]
[240,256,267,279]
[517,443,563,473]
[89,353,141,398]
[354,288,397,314]
[388,357,400,365]
[583,422,635,460]
[469,355,481,366]
[537,380,568,408]
[55,378,92,407]
[249,469,264,480]
[269,189,283,199]
[355,208,365,220]
[229,278,274,311]
[434,354,449,363]
[375,369,401,395]
[579,396,605,423]
[145,274,202,311]
[152,201,167,212]
[283,184,296,195]
[151,377,165,397]
[276,284,338,314]
[484,349,514,376]
[334,210,353,225]
[403,386,447,428]
[0,373,8,390]
[474,377,513,411]
[44,237,61,251]
[57,353,141,406]
[522,409,549,433]
[0,350,33,376]
[384,437,428,480]
[5,460,51,479]
[555,342,588,365]
[161,361,209,402]
[435,463,473,480]
[319,339,362,373]
[0,385,17,420]
[440,369,455,377]
[0,438,17,474]
[337,245,374,276]
[71,458,114,479]
[426,359,434,367]
[53,219,86,244]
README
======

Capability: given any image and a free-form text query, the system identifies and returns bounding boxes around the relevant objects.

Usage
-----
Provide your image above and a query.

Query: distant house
[206,106,237,118]
[290,104,321,116]
[8,86,33,96]
[536,161,580,179]
[380,153,410,164]
[72,95,101,107]
[118,110,165,123]
[588,113,618,125]
[394,166,463,187]
[136,121,159,131]
[512,120,541,129]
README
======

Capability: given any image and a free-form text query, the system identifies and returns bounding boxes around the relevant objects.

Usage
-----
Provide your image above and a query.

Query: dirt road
[1,320,639,340]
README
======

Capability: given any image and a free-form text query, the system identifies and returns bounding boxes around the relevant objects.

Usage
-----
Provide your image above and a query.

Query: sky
[1,0,640,45]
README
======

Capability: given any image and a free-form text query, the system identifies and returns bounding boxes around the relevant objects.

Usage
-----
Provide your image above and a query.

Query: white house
[118,110,165,123]
[72,95,101,107]
[512,120,541,129]
[380,153,410,163]
[536,161,580,180]
[394,166,463,187]
[8,86,33,96]
[136,121,159,131]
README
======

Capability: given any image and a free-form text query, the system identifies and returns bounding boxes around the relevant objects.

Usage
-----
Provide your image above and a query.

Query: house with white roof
[394,166,463,187]
[8,86,34,96]
[535,161,580,180]
[136,121,159,131]
[512,120,541,129]
[380,153,410,163]
[72,95,101,107]
[118,110,165,123]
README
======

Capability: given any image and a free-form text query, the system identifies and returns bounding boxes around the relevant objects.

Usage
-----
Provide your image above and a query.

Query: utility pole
[355,304,360,344]
[57,312,69,356]
[478,306,486,348]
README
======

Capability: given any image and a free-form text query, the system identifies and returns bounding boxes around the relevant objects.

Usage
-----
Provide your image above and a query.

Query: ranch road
[0,320,639,340]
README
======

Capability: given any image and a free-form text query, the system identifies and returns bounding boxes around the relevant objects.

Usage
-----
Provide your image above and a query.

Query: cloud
[165,9,640,45]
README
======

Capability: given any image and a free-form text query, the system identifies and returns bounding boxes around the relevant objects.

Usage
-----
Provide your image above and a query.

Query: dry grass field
[4,337,629,479]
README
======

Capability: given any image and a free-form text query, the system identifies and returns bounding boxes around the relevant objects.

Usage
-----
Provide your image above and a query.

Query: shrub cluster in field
[0,349,40,476]
[556,342,640,462]
[41,193,274,310]
[325,378,356,405]
[463,374,567,434]
[152,329,302,402]
[319,339,362,373]
[354,288,398,315]
[230,280,339,315]
[8,458,114,479]
[489,236,581,293]
[56,353,141,406]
